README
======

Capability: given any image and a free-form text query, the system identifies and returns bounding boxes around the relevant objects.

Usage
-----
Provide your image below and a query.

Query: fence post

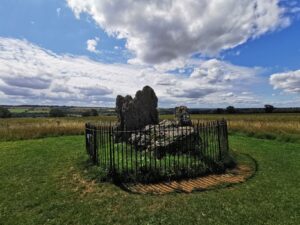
[224,119,229,154]
[93,125,98,164]
[217,121,222,161]
[109,123,113,173]
[85,123,89,154]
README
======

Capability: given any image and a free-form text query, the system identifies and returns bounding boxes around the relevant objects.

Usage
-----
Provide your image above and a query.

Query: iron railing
[85,120,229,183]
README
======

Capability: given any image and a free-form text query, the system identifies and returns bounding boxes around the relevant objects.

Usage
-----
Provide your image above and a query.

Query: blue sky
[0,0,300,107]
[0,0,128,63]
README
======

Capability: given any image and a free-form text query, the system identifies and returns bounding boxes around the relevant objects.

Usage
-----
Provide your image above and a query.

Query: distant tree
[214,108,224,114]
[49,108,66,117]
[0,107,12,118]
[81,109,99,117]
[90,109,99,116]
[226,106,236,114]
[81,111,91,117]
[264,104,275,113]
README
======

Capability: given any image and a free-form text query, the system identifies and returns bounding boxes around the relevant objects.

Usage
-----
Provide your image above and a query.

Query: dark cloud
[1,76,51,89]
[0,85,35,97]
[77,86,113,96]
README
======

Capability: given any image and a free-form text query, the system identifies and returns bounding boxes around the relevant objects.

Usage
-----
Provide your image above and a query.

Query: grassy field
[0,135,299,225]
[0,116,115,141]
[188,113,300,142]
[8,106,50,114]
[0,113,299,142]
[6,106,116,117]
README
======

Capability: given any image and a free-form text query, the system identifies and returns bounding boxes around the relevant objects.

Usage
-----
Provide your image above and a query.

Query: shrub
[49,108,66,117]
[226,106,236,114]
[90,109,99,116]
[81,109,99,117]
[264,104,275,113]
[0,107,12,118]
[81,111,91,117]
[214,108,224,114]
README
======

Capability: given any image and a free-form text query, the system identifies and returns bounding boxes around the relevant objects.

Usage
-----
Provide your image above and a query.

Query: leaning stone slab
[129,120,201,158]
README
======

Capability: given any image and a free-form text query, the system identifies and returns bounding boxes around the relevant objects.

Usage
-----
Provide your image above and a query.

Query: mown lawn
[0,135,299,225]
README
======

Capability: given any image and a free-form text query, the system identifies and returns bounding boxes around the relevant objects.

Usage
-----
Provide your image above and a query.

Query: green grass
[0,135,299,225]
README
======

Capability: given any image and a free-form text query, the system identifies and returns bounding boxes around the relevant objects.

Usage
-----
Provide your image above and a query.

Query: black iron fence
[85,120,229,183]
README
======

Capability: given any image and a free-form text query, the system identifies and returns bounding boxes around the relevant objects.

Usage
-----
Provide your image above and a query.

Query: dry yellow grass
[0,113,299,141]
[228,120,300,134]
[0,116,114,141]
[169,113,300,142]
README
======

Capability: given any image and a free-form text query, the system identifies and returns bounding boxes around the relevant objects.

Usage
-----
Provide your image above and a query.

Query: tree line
[1,104,299,118]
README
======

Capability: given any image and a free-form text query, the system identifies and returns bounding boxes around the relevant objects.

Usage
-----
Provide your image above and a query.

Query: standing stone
[115,86,159,140]
[175,106,192,126]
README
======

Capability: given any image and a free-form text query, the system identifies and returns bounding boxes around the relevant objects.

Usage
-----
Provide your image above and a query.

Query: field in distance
[0,113,299,142]
[4,106,115,117]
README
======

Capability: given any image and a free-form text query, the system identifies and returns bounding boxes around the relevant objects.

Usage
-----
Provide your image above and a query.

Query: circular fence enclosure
[85,120,233,183]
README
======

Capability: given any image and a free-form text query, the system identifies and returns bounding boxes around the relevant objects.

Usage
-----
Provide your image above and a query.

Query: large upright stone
[116,86,159,134]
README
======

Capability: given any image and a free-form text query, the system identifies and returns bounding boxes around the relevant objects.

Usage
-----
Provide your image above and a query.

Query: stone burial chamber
[114,86,200,158]
[85,85,232,183]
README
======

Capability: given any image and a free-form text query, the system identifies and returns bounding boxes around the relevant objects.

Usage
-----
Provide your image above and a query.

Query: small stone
[175,106,192,126]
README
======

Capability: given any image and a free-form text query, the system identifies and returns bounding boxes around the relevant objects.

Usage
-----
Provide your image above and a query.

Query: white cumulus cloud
[0,37,261,107]
[86,37,100,53]
[270,70,300,93]
[67,0,290,64]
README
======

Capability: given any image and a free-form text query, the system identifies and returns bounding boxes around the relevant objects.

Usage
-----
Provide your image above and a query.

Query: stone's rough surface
[175,106,192,126]
[115,86,159,136]
[129,120,201,159]
[115,88,198,157]
[116,95,133,132]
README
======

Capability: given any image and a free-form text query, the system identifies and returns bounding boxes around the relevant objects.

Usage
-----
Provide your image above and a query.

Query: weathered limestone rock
[116,95,133,132]
[115,90,198,157]
[115,86,159,140]
[129,120,201,158]
[175,106,192,126]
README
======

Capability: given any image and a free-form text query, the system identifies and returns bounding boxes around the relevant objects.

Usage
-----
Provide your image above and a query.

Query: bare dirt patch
[71,172,96,196]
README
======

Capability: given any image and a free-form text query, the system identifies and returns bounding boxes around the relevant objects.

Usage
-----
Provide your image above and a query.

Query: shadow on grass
[75,151,258,195]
